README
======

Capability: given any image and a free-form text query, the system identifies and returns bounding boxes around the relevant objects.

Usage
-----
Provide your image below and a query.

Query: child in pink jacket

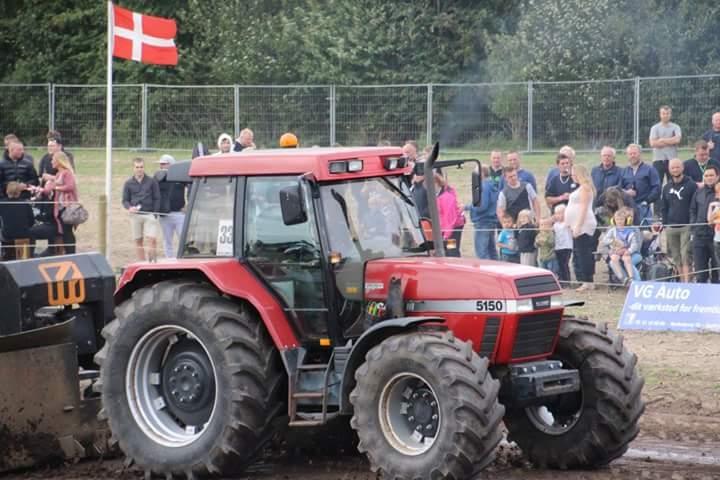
[434,169,465,257]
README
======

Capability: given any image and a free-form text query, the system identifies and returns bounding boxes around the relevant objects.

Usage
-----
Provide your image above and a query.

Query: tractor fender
[339,316,445,413]
[114,260,300,349]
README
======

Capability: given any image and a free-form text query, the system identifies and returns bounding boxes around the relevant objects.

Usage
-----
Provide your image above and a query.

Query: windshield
[319,177,426,261]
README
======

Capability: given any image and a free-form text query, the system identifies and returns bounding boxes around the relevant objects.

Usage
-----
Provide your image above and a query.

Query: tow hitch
[499,360,580,408]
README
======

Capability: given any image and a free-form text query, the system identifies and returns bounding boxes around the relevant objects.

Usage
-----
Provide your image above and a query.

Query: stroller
[637,226,678,282]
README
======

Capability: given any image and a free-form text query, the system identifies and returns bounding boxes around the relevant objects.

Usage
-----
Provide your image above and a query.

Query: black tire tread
[506,315,645,469]
[349,330,504,480]
[95,280,283,478]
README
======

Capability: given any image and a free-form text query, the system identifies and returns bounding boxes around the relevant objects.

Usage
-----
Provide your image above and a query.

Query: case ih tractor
[93,144,644,480]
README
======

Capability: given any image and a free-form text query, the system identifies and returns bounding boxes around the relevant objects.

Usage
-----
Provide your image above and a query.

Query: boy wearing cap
[154,154,186,258]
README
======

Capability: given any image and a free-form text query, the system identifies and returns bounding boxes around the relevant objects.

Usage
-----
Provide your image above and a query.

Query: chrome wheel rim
[126,325,217,448]
[378,372,441,455]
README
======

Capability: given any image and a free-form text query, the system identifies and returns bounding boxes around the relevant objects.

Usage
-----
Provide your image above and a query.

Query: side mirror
[471,169,482,207]
[419,218,433,242]
[280,184,307,225]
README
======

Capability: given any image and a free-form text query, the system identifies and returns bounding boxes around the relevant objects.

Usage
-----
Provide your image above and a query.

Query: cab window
[182,177,236,257]
[244,177,328,338]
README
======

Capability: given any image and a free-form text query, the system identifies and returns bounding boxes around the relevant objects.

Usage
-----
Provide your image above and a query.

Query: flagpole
[104,1,113,261]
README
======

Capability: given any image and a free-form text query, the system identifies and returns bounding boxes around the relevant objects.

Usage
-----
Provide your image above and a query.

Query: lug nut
[425,424,433,431]
[430,401,437,407]
[432,414,438,420]
[408,416,415,422]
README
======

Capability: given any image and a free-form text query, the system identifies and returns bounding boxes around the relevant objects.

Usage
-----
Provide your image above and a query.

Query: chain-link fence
[3,75,720,152]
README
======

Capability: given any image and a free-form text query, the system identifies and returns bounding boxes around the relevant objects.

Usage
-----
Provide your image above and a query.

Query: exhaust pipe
[422,142,446,257]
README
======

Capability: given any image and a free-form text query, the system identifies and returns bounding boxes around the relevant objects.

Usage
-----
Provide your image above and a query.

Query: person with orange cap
[279,133,299,148]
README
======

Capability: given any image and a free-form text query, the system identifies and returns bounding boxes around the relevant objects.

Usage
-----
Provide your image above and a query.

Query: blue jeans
[473,227,497,260]
[159,211,185,258]
[637,203,653,225]
[539,257,558,276]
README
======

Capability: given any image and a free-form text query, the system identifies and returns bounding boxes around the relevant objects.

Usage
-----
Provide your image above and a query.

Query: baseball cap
[157,154,176,164]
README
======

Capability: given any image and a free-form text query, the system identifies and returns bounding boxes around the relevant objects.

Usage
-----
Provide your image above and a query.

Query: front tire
[95,281,284,478]
[504,316,645,469]
[349,330,504,480]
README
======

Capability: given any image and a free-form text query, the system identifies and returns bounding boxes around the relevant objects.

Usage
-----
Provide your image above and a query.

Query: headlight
[550,294,563,308]
[347,159,364,172]
[506,299,533,313]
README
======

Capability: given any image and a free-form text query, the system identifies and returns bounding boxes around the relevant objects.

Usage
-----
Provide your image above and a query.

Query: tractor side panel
[116,260,300,349]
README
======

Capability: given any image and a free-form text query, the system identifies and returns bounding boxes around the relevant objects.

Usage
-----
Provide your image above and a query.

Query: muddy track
[5,412,720,479]
[6,433,719,480]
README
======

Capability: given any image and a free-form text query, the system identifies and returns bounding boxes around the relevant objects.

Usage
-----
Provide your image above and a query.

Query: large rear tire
[504,316,645,469]
[95,280,284,478]
[349,330,504,480]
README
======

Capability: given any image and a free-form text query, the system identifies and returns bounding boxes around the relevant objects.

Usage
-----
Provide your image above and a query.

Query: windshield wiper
[382,177,415,207]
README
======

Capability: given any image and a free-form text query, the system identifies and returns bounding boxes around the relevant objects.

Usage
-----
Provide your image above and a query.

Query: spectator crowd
[5,107,720,290]
[414,106,720,289]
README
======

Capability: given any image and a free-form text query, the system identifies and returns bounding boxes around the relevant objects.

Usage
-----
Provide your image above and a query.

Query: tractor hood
[364,257,560,301]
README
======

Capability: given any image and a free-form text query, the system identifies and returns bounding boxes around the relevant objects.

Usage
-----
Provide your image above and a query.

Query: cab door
[242,176,331,341]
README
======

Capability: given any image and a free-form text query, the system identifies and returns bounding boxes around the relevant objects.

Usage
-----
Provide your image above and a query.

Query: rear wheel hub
[162,340,215,426]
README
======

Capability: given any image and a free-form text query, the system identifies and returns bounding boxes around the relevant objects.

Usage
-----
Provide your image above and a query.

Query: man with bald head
[500,150,536,191]
[621,143,660,223]
[488,150,504,187]
[660,158,696,282]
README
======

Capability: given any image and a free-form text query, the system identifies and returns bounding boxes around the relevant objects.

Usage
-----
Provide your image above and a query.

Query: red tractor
[97,145,644,480]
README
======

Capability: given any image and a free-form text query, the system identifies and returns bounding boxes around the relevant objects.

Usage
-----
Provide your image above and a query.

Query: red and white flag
[111,4,178,66]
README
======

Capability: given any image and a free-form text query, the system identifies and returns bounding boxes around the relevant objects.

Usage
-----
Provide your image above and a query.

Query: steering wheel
[283,243,318,261]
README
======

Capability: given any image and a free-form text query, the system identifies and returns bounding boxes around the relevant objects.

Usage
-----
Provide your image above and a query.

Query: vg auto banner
[619,282,720,332]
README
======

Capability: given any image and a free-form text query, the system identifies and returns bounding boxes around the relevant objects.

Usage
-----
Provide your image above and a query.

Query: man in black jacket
[153,155,186,258]
[689,165,719,283]
[0,140,38,198]
[683,140,720,189]
[661,158,696,282]
[38,131,75,180]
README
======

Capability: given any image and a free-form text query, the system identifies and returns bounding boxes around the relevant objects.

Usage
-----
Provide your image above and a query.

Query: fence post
[633,77,640,145]
[48,83,55,132]
[329,85,336,146]
[426,83,433,145]
[141,84,148,150]
[527,81,533,153]
[99,194,107,258]
[234,85,240,139]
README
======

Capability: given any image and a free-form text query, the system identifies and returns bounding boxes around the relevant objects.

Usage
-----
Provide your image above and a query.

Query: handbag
[61,203,89,225]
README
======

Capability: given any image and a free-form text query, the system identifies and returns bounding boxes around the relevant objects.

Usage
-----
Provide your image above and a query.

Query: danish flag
[111,4,178,66]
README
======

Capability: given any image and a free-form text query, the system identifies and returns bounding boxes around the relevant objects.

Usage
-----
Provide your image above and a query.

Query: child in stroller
[599,208,642,286]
